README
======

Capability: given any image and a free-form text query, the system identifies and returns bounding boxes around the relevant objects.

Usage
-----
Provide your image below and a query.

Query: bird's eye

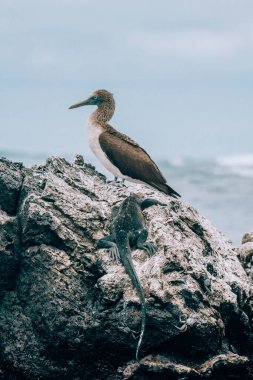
[90,95,101,104]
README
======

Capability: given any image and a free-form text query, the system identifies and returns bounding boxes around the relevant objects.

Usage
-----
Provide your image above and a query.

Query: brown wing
[99,127,181,198]
[104,125,140,147]
[99,129,167,185]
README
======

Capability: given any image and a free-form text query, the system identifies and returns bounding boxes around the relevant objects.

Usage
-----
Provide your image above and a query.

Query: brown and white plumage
[69,89,180,198]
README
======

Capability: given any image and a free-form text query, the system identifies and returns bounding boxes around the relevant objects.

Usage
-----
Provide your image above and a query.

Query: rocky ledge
[0,155,252,380]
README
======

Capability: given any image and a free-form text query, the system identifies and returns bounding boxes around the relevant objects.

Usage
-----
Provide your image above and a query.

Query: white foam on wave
[217,154,253,178]
[217,154,253,167]
[169,157,185,167]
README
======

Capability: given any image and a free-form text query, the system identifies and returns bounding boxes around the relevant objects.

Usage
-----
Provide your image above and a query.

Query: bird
[69,89,180,198]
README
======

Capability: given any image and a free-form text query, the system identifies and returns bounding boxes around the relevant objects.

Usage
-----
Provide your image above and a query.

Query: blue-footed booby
[69,89,180,198]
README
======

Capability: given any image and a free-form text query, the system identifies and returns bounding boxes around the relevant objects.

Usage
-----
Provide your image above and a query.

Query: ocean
[161,155,253,245]
[1,150,253,245]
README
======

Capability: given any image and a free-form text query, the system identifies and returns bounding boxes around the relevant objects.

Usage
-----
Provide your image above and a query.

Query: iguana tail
[116,230,146,361]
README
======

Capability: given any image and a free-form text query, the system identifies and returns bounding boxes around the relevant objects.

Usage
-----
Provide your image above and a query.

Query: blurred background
[1,0,253,243]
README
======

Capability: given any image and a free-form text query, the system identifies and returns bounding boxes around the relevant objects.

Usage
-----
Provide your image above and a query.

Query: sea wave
[216,154,253,178]
[217,154,253,167]
[158,155,253,178]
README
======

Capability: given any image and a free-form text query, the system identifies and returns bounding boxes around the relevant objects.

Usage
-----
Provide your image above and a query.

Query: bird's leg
[133,228,156,256]
[107,176,125,185]
[97,236,120,262]
[115,177,125,185]
[106,177,119,184]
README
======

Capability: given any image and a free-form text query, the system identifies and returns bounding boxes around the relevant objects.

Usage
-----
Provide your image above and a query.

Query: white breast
[86,117,123,178]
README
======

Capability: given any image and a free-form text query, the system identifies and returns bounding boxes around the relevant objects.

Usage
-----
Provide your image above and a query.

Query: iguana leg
[141,198,166,210]
[133,229,155,256]
[97,237,120,262]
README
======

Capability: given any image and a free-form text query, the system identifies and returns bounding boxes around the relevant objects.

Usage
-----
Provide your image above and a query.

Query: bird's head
[69,89,114,109]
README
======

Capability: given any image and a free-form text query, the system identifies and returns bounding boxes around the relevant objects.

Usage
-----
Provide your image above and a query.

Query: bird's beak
[68,98,90,109]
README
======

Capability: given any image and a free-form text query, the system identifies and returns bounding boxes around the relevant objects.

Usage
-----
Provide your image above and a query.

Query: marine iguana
[97,194,165,360]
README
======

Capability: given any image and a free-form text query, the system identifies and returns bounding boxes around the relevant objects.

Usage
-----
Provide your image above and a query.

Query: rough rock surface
[0,155,252,380]
[238,232,253,284]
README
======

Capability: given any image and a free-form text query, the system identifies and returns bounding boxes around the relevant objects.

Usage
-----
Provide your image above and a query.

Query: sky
[1,0,253,162]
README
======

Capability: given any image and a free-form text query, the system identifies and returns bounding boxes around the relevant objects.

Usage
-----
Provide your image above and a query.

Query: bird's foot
[113,177,125,184]
[106,177,125,185]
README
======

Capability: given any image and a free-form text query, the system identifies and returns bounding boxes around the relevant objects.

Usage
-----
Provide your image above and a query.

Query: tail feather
[165,184,181,198]
[151,182,181,198]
